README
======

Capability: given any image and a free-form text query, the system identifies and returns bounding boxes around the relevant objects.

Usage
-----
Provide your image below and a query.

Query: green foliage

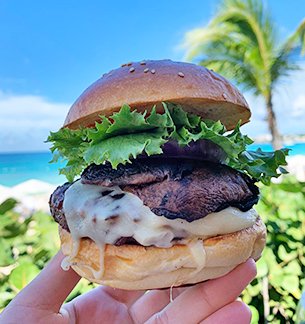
[47,103,289,184]
[0,199,95,311]
[242,177,305,323]
[9,263,40,291]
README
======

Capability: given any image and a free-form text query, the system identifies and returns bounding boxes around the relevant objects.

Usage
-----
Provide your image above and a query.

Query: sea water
[0,143,304,187]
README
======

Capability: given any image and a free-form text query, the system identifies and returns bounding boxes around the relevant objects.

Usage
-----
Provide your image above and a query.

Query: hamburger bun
[64,59,250,130]
[59,216,266,290]
[48,60,269,290]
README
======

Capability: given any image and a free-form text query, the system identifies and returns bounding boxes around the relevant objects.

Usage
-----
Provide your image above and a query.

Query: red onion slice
[161,140,226,163]
[139,140,227,163]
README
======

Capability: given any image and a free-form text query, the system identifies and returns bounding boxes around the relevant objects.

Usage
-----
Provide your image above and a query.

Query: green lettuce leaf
[83,130,167,169]
[232,148,290,185]
[47,102,289,184]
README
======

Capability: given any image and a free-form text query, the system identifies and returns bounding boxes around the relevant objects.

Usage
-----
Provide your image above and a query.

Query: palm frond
[270,20,305,84]
[282,19,305,56]
[184,0,304,99]
[197,36,266,94]
[199,56,258,93]
[184,0,281,96]
[209,0,277,68]
[184,23,235,60]
[271,49,300,85]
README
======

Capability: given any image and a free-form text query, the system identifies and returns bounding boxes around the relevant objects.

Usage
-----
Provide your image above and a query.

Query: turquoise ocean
[0,143,304,187]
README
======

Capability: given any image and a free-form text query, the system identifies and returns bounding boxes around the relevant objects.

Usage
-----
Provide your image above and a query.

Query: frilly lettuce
[47,102,289,184]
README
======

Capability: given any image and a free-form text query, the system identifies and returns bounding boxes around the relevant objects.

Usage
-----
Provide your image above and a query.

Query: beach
[286,155,305,181]
[0,179,56,213]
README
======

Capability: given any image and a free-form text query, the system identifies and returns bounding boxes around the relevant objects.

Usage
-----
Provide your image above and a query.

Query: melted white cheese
[188,239,207,273]
[62,180,257,277]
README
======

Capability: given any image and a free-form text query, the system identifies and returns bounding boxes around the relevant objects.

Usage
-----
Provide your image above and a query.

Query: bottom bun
[59,216,266,290]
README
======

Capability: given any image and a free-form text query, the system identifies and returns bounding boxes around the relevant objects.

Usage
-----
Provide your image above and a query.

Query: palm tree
[184,0,305,149]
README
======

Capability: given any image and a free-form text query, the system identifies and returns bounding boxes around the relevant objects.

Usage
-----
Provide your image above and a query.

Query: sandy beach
[0,179,56,213]
[286,155,305,182]
[1,155,304,213]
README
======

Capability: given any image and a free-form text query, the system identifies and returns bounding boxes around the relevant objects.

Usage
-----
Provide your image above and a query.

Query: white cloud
[291,94,305,117]
[0,92,70,152]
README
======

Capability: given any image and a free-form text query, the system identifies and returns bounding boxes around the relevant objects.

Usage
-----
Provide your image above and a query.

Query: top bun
[64,59,250,131]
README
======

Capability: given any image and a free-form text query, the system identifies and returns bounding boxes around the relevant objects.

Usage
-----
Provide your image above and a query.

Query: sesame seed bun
[64,60,250,130]
[59,216,265,290]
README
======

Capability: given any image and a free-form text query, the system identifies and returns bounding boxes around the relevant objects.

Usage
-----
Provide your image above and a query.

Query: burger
[48,59,288,290]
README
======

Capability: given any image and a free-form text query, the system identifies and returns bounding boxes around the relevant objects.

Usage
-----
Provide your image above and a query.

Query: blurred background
[0,0,305,322]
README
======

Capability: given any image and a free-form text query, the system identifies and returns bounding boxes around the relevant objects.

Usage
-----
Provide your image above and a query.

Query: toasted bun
[59,216,265,290]
[64,60,250,131]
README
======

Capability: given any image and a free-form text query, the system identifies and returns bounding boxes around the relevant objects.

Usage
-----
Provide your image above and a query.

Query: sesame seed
[129,67,135,73]
[140,61,146,65]
[105,215,120,225]
[111,193,125,200]
[127,62,133,66]
[105,215,120,221]
[222,93,228,99]
[151,69,156,74]
[101,190,113,197]
[178,72,185,77]
[144,68,149,73]
[121,63,127,67]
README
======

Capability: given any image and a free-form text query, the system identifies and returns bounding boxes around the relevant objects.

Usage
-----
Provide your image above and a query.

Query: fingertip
[244,258,257,279]
[200,301,252,324]
[231,301,252,324]
[246,304,252,322]
[236,300,252,320]
[247,257,256,267]
[216,258,257,293]
[234,258,257,281]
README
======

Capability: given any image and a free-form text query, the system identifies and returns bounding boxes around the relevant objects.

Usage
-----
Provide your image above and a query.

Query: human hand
[0,251,256,324]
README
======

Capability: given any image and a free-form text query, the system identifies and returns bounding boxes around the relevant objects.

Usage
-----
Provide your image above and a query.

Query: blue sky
[1,0,305,152]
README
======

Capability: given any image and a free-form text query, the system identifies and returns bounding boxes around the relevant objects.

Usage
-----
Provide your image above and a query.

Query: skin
[0,252,256,324]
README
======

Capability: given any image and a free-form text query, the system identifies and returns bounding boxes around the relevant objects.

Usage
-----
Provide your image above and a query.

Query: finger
[146,259,256,324]
[200,301,252,324]
[102,286,145,307]
[61,286,145,323]
[62,286,139,323]
[5,250,80,313]
[129,287,186,323]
